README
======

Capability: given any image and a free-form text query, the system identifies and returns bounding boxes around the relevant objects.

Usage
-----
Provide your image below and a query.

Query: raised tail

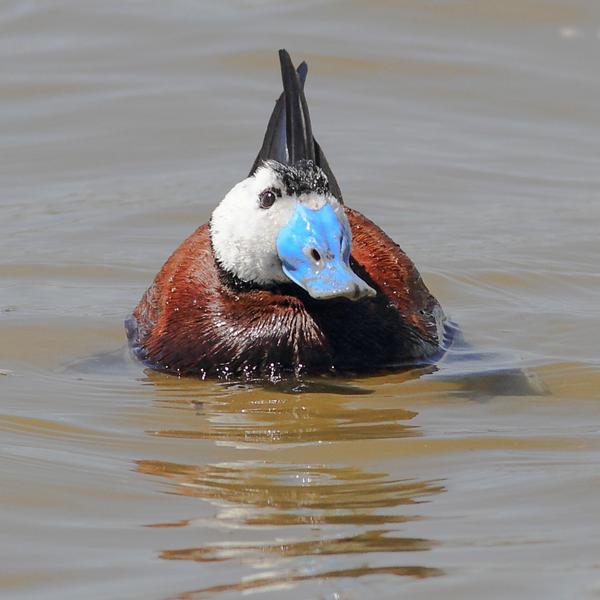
[249,49,343,202]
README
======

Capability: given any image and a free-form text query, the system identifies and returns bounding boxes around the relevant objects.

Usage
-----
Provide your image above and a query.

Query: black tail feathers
[249,49,343,202]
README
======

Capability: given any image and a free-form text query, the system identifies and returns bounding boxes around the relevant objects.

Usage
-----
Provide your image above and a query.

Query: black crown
[269,160,330,196]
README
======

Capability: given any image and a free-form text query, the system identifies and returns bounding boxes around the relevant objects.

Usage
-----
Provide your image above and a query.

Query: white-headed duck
[126,50,446,379]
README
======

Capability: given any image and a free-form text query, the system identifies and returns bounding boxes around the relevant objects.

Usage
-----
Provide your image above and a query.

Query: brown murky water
[2,1,600,598]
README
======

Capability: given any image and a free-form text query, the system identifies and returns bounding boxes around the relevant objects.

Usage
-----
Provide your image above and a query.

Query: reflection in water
[138,461,444,528]
[138,377,446,595]
[147,378,422,444]
[138,459,443,593]
[161,529,432,562]
[176,565,443,598]
[137,359,549,595]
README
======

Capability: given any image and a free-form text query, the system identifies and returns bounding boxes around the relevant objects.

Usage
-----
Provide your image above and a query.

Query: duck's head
[211,159,375,300]
[210,50,375,302]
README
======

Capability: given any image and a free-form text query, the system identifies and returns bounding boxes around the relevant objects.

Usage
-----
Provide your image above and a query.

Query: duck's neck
[209,236,300,298]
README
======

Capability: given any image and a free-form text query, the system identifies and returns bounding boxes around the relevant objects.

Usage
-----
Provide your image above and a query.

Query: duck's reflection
[145,369,429,444]
[139,372,445,595]
[138,461,443,531]
[138,459,443,594]
[176,565,443,598]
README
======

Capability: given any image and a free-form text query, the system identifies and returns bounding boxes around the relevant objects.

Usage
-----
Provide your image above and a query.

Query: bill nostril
[310,248,321,262]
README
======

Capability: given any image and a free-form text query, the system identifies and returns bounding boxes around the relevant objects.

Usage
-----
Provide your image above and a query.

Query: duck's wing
[346,207,445,348]
[249,50,343,203]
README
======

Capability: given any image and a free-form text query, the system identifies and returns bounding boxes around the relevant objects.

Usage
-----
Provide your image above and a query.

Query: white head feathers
[210,161,344,286]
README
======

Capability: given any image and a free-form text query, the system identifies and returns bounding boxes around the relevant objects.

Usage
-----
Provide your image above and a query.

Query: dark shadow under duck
[126,50,447,380]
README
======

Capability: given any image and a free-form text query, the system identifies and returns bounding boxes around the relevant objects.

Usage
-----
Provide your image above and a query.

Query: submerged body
[126,51,446,379]
[127,207,444,378]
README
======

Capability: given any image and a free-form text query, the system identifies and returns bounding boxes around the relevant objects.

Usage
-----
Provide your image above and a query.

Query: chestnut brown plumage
[126,208,443,378]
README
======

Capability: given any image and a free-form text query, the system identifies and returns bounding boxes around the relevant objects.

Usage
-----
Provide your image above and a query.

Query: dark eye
[259,188,279,209]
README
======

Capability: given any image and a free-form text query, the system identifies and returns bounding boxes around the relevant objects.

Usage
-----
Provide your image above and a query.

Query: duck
[125,49,447,380]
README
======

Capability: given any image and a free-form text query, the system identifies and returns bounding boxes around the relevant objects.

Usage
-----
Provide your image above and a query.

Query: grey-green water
[2,1,600,598]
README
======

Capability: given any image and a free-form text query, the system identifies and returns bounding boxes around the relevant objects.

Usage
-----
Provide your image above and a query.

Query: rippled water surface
[2,1,600,598]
